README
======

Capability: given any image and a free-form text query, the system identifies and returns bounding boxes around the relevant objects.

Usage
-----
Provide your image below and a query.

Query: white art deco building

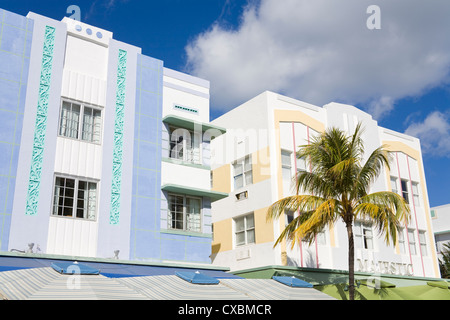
[209,91,440,278]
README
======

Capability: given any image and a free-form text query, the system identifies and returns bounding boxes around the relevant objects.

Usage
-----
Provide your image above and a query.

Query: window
[390,177,398,194]
[233,156,252,189]
[354,222,373,250]
[296,156,307,174]
[431,209,436,218]
[285,210,295,227]
[419,231,427,256]
[408,229,417,255]
[168,194,202,232]
[281,150,293,194]
[169,127,201,164]
[52,176,97,220]
[401,179,409,204]
[235,213,255,246]
[398,228,406,254]
[59,100,102,143]
[281,150,292,181]
[412,182,420,206]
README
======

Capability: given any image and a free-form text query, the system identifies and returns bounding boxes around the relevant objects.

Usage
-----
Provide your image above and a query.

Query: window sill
[161,228,212,238]
[50,214,97,223]
[57,135,102,146]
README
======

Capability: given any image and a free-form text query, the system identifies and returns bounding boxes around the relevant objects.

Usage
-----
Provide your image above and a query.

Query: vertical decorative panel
[110,49,127,225]
[25,25,55,216]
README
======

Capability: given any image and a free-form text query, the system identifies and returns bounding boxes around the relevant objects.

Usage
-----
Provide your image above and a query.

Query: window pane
[408,230,416,255]
[168,195,184,230]
[234,174,243,189]
[247,229,255,244]
[87,183,97,220]
[297,158,307,172]
[186,197,201,232]
[60,102,80,139]
[235,217,245,232]
[281,151,291,166]
[170,129,185,160]
[244,171,253,186]
[390,177,398,194]
[401,180,409,203]
[236,232,245,246]
[92,109,102,143]
[244,157,252,172]
[399,230,406,254]
[246,214,254,229]
[234,163,243,175]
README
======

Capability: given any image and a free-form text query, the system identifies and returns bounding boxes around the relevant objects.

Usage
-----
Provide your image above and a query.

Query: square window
[59,99,102,144]
[52,176,97,221]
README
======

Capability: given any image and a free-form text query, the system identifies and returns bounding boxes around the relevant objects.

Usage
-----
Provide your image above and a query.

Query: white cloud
[184,0,450,117]
[405,111,450,157]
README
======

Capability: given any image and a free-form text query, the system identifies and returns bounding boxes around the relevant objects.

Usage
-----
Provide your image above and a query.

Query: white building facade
[210,91,440,278]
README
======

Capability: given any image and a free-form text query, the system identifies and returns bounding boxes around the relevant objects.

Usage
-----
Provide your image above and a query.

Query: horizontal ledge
[162,115,226,135]
[161,183,228,202]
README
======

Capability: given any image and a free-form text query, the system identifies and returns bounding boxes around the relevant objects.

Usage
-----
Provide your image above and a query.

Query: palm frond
[355,191,410,245]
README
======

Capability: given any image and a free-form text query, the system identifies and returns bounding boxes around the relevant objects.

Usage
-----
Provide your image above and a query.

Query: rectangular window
[235,213,255,246]
[398,228,406,254]
[281,150,293,194]
[412,182,420,206]
[390,177,398,194]
[168,194,202,232]
[59,100,102,143]
[408,229,417,255]
[401,179,409,204]
[169,127,201,164]
[281,150,292,180]
[419,231,427,256]
[431,209,436,218]
[354,222,373,250]
[296,157,307,173]
[52,176,97,220]
[233,156,252,190]
[285,210,295,227]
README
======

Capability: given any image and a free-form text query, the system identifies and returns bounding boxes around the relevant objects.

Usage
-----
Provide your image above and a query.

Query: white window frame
[234,213,255,247]
[418,230,427,256]
[233,155,252,190]
[58,99,102,144]
[390,176,398,194]
[408,229,417,255]
[354,221,374,250]
[167,193,202,233]
[398,228,406,254]
[169,127,202,164]
[401,179,409,204]
[51,175,98,221]
[412,182,420,207]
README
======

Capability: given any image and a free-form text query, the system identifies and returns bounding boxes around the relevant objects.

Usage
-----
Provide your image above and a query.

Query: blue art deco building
[0,9,226,264]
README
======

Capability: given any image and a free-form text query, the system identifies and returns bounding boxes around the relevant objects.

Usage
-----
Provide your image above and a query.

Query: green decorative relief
[110,49,127,225]
[25,25,55,216]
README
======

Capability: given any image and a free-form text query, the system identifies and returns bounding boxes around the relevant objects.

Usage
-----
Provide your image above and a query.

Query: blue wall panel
[130,53,163,260]
[0,9,33,250]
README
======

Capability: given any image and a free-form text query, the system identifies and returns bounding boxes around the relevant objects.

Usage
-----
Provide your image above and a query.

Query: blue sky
[3,0,450,207]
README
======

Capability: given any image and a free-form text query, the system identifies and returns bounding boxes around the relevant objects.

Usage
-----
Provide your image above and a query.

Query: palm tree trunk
[346,222,355,300]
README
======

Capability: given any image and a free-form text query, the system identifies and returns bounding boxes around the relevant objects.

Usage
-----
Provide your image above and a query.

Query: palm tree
[267,123,410,300]
[438,242,450,279]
